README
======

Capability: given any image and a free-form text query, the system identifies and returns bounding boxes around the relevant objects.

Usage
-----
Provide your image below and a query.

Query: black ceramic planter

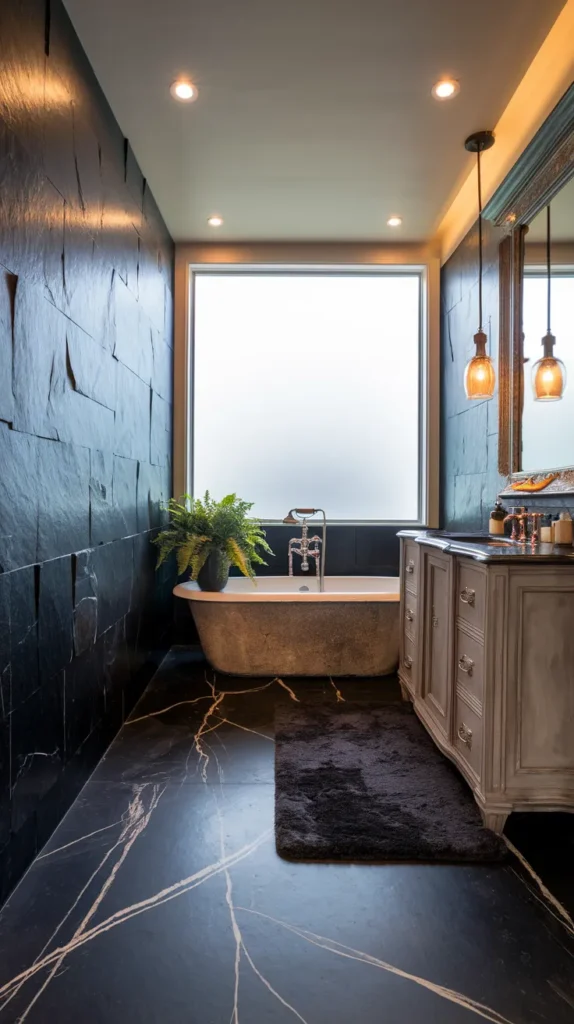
[197,550,231,592]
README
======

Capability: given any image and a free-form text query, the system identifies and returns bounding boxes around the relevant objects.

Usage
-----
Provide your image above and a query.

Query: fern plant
[153,491,273,582]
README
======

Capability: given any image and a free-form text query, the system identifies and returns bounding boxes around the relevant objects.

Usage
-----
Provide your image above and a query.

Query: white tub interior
[174,575,400,602]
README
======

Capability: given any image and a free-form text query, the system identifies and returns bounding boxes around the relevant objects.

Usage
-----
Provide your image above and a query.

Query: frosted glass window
[522,274,574,472]
[193,273,422,521]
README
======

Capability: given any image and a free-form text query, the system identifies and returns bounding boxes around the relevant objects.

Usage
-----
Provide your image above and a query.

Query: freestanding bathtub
[173,576,400,677]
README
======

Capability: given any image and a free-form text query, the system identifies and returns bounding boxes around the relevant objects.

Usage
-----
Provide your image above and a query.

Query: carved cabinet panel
[421,549,452,738]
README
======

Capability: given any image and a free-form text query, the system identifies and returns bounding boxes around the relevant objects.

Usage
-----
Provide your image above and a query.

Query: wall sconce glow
[170,80,198,102]
[431,79,460,100]
[464,330,496,399]
[387,216,402,227]
[207,215,223,227]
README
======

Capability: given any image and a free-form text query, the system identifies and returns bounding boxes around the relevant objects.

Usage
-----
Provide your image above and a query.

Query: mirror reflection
[521,175,574,472]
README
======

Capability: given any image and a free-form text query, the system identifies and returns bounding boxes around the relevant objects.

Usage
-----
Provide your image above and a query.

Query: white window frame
[174,245,440,527]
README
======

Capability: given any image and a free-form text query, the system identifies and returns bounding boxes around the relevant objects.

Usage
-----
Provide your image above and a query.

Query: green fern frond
[226,538,253,579]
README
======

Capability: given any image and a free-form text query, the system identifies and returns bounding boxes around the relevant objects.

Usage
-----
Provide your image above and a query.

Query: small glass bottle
[539,515,553,543]
[489,498,507,536]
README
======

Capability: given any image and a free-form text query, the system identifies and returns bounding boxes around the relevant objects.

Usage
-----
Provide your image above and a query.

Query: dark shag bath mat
[275,702,507,862]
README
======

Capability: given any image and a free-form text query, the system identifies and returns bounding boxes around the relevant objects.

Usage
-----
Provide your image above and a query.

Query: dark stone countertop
[397,530,574,564]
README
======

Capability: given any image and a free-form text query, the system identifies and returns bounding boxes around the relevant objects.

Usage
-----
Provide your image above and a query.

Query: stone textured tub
[173,576,400,677]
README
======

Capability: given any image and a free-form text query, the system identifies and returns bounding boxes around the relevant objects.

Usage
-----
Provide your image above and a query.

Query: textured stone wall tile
[65,322,116,411]
[64,646,104,760]
[137,237,165,331]
[113,274,153,381]
[150,391,171,466]
[38,555,73,683]
[102,617,129,727]
[0,575,10,700]
[114,361,151,463]
[0,0,47,153]
[113,456,138,537]
[37,439,90,560]
[124,140,144,215]
[0,423,39,571]
[10,680,65,834]
[12,281,64,440]
[151,329,173,403]
[136,462,167,533]
[0,271,15,425]
[453,474,486,532]
[0,131,65,308]
[2,565,39,711]
[90,536,134,637]
[0,717,9,854]
[101,157,139,290]
[89,450,119,545]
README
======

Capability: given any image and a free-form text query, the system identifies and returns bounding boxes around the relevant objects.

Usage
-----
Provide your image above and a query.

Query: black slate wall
[441,218,506,531]
[0,0,174,903]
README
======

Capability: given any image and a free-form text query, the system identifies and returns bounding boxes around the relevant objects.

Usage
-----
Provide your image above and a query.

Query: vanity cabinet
[398,535,574,831]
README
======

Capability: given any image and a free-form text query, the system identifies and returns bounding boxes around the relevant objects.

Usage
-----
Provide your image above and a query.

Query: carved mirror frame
[483,83,574,488]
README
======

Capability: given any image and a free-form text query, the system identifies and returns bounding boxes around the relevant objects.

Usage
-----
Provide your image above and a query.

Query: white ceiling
[64,0,566,242]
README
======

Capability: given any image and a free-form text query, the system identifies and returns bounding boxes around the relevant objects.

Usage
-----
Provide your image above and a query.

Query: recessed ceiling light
[431,78,460,100]
[170,80,198,102]
[207,215,223,227]
[387,216,402,227]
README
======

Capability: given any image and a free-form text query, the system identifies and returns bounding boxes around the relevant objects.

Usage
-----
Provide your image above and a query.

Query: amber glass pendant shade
[532,331,566,401]
[463,131,496,401]
[464,330,496,399]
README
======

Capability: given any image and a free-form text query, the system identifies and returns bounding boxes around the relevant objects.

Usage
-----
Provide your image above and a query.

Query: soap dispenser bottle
[489,498,507,536]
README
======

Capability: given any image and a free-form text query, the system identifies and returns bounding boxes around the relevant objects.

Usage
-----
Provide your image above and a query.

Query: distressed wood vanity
[398,531,574,832]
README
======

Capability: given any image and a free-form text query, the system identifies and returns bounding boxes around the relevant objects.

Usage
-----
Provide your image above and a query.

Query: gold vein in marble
[35,820,125,860]
[0,830,272,1005]
[504,836,574,936]
[188,675,299,781]
[214,796,307,1023]
[14,786,164,1022]
[329,677,346,702]
[236,908,518,1024]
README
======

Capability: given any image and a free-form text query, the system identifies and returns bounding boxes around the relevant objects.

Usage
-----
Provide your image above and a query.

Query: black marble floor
[0,647,573,1023]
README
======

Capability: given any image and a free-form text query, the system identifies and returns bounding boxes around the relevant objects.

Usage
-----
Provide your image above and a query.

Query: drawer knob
[458,654,474,676]
[457,722,473,749]
[403,655,413,669]
[405,560,415,575]
[460,587,476,607]
[405,608,414,622]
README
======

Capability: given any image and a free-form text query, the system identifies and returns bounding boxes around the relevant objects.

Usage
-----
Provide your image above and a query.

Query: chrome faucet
[283,508,327,591]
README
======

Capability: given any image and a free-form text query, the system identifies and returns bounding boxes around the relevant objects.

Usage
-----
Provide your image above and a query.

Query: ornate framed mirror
[484,83,574,492]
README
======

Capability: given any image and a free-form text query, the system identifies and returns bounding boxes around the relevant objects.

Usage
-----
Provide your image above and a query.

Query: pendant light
[463,130,496,400]
[532,205,566,401]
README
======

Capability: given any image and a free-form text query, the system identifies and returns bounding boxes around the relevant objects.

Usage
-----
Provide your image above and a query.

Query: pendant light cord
[477,146,483,332]
[546,204,551,334]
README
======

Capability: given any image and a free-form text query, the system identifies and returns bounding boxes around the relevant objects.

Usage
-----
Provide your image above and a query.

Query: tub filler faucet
[282,508,327,591]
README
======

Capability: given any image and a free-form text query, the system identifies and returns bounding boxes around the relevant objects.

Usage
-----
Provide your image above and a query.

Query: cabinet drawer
[400,635,416,682]
[457,561,486,632]
[455,628,484,704]
[403,592,418,641]
[454,697,482,780]
[403,541,419,594]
